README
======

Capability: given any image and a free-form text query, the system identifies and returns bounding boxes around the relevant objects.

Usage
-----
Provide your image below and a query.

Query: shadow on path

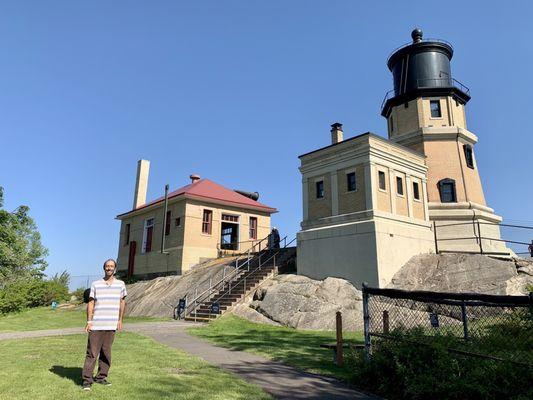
[49,365,82,385]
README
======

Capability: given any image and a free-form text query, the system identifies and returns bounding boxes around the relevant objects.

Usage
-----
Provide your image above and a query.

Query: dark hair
[102,258,117,270]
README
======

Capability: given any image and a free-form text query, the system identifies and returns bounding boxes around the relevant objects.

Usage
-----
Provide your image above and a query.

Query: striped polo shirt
[89,278,127,331]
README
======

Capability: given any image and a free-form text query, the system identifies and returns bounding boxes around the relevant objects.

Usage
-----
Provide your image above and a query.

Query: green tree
[0,186,48,285]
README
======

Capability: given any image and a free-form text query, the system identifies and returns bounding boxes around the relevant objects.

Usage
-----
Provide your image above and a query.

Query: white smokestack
[133,159,150,209]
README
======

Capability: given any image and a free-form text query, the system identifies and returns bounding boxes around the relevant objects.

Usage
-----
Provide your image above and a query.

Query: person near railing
[268,227,280,250]
[529,240,533,257]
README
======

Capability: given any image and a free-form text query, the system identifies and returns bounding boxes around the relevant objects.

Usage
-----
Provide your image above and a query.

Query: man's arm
[117,298,125,331]
[85,299,94,333]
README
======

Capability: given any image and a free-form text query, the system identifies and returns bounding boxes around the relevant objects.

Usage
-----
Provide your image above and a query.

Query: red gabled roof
[117,178,277,218]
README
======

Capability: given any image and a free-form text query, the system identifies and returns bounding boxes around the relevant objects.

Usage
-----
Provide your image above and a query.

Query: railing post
[477,220,483,254]
[222,266,226,281]
[209,277,212,292]
[461,301,469,341]
[433,221,439,254]
[362,282,371,359]
[336,311,344,367]
[383,310,390,334]
[259,254,262,269]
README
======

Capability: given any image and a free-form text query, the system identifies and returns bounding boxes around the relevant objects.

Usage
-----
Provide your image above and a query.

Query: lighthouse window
[347,172,356,192]
[316,180,324,199]
[463,144,475,169]
[430,100,442,118]
[396,177,404,196]
[438,178,457,203]
[378,171,386,191]
[413,182,420,201]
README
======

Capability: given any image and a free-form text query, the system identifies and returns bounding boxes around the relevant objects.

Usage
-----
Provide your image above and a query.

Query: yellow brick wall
[182,200,271,271]
[307,174,332,220]
[388,98,420,137]
[337,165,366,214]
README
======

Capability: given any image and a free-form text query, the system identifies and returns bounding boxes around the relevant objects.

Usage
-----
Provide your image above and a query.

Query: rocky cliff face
[126,258,235,317]
[387,254,533,295]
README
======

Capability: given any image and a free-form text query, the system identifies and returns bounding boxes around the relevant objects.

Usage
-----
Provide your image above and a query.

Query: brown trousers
[82,330,116,384]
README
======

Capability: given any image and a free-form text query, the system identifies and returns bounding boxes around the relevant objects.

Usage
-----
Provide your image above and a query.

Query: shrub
[0,275,70,314]
[348,328,533,400]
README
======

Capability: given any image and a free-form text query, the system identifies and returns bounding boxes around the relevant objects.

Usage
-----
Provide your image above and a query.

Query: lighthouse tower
[381,29,508,254]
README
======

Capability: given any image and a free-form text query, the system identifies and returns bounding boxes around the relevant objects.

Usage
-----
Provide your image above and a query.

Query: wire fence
[362,285,533,367]
[69,275,101,291]
[433,220,533,257]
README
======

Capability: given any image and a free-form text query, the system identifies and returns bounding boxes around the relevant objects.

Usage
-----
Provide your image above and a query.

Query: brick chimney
[331,122,343,144]
[133,159,150,209]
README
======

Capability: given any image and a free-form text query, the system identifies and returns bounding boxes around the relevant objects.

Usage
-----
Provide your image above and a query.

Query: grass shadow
[49,365,83,385]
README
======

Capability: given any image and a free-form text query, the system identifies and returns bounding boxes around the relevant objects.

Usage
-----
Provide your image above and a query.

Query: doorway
[220,223,239,251]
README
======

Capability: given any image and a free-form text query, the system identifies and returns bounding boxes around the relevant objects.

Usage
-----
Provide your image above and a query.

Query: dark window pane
[430,100,442,118]
[202,210,212,234]
[347,172,356,192]
[413,182,420,200]
[396,177,404,195]
[378,171,386,190]
[438,179,457,203]
[316,181,324,199]
[463,145,474,169]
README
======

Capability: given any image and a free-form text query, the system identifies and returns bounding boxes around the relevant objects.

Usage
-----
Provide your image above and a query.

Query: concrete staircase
[185,247,296,322]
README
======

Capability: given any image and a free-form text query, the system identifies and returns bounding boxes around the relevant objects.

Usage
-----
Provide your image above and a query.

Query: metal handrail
[387,38,454,61]
[183,234,273,318]
[380,78,470,112]
[211,237,296,306]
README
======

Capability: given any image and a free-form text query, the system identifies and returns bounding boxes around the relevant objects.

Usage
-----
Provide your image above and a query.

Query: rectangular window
[396,176,404,196]
[316,180,324,199]
[413,182,420,200]
[175,217,181,227]
[222,214,239,222]
[165,210,171,236]
[202,210,212,234]
[430,100,442,118]
[142,218,154,253]
[249,217,257,240]
[463,144,474,169]
[378,171,386,191]
[124,223,130,246]
[347,172,356,192]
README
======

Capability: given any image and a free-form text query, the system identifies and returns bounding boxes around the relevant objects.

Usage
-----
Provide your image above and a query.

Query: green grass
[0,307,169,332]
[0,332,272,400]
[188,314,363,380]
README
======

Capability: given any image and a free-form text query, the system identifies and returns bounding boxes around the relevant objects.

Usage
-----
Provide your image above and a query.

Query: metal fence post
[433,221,439,254]
[477,220,483,254]
[362,282,371,359]
[461,301,469,340]
[336,311,344,367]
[383,310,390,334]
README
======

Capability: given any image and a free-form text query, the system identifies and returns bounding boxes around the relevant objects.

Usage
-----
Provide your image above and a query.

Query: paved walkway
[1,321,379,400]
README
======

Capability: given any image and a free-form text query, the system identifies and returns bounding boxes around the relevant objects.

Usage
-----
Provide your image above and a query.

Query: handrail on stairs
[182,234,273,319]
[210,236,297,309]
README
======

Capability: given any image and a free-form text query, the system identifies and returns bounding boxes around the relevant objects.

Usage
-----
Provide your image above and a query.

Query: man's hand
[117,320,123,331]
[85,322,92,333]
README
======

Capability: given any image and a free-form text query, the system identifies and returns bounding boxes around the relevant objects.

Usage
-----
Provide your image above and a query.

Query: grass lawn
[0,332,272,400]
[188,314,364,381]
[0,307,169,332]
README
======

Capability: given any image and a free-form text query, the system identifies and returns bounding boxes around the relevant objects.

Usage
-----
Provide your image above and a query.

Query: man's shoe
[82,383,92,391]
[95,379,112,386]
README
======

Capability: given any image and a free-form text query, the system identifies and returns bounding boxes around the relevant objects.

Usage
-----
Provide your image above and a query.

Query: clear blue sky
[1,1,532,279]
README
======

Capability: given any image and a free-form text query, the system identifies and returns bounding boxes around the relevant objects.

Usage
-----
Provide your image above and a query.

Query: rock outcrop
[388,254,533,295]
[126,258,236,317]
[235,274,364,330]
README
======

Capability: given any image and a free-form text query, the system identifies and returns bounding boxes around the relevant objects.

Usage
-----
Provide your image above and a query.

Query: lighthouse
[382,28,508,254]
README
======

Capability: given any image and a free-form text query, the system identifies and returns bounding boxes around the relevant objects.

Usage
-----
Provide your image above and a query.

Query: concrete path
[1,321,379,400]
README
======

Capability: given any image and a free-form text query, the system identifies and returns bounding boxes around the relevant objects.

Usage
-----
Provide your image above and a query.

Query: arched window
[438,178,457,203]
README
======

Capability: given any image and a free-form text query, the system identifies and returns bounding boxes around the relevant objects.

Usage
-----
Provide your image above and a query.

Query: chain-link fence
[69,275,101,291]
[362,285,533,367]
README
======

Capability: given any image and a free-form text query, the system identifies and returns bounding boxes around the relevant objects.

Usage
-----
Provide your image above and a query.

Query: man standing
[81,259,127,391]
